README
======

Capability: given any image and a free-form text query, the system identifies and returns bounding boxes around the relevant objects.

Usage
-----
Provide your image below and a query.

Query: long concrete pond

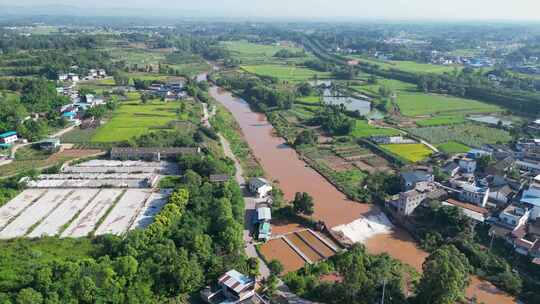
[209,85,517,304]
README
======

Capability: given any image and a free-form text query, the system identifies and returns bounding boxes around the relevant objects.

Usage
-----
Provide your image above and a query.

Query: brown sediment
[210,85,517,303]
[296,230,336,258]
[286,233,324,262]
[259,238,306,273]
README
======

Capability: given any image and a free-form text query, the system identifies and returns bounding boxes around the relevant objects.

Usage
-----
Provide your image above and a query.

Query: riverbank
[208,84,517,304]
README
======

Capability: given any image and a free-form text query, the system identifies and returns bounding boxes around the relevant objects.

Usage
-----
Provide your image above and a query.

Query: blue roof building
[0,131,17,138]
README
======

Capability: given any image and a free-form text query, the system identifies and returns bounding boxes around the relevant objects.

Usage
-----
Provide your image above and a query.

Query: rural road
[203,102,271,279]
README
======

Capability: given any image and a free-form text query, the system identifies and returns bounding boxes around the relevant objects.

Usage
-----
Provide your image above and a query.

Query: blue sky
[2,0,539,21]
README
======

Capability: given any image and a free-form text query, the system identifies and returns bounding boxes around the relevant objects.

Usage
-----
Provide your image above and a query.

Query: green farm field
[241,64,332,81]
[91,100,199,142]
[353,78,501,117]
[408,123,512,148]
[380,143,433,162]
[351,56,461,74]
[437,141,471,154]
[415,115,466,127]
[222,40,307,64]
[352,120,402,138]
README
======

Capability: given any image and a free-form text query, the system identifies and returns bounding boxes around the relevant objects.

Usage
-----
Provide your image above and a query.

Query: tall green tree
[414,245,472,304]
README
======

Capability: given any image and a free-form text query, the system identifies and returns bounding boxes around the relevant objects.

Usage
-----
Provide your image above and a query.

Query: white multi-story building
[521,175,540,219]
[459,183,489,207]
[499,203,531,230]
[459,158,477,174]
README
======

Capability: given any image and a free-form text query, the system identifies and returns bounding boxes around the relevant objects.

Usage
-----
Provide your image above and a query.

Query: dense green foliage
[0,154,250,303]
[284,245,408,304]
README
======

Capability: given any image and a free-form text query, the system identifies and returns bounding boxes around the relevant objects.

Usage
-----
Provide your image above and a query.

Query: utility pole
[381,279,386,304]
[489,232,495,252]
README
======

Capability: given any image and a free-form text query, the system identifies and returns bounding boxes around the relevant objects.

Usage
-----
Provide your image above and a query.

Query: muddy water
[209,85,517,304]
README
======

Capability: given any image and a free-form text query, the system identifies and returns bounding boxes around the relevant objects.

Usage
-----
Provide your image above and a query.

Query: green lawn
[351,120,402,138]
[437,141,471,154]
[297,95,322,104]
[241,64,332,81]
[380,143,433,162]
[222,40,307,64]
[91,101,189,142]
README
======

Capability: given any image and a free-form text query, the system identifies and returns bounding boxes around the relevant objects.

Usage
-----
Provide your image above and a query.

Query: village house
[400,170,434,191]
[442,161,460,177]
[34,138,61,152]
[499,203,531,230]
[389,189,427,216]
[458,183,489,207]
[254,203,272,241]
[467,149,491,160]
[442,198,489,223]
[520,175,540,219]
[200,270,267,304]
[516,138,540,161]
[458,157,477,174]
[248,178,273,198]
[209,174,230,183]
[0,131,18,145]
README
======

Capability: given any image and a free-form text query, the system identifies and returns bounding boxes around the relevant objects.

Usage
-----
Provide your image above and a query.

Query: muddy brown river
[209,85,517,304]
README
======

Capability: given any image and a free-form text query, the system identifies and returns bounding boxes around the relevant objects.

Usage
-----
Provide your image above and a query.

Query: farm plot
[241,64,332,82]
[95,189,152,236]
[380,143,433,163]
[91,101,182,142]
[351,120,401,138]
[61,189,125,238]
[0,189,73,239]
[407,123,512,147]
[333,144,393,173]
[0,189,46,230]
[222,40,306,65]
[259,237,307,273]
[130,190,170,229]
[28,189,100,238]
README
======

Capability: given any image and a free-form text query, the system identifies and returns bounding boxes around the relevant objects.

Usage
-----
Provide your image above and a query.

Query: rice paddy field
[380,143,433,162]
[407,123,512,147]
[241,64,333,81]
[351,120,402,138]
[222,40,307,64]
[91,100,199,142]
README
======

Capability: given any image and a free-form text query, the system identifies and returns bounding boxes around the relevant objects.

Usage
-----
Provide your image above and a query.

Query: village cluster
[384,128,540,265]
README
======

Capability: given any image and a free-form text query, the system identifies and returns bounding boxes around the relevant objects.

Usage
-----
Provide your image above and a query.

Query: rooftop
[401,170,432,184]
[249,177,270,188]
[218,270,254,294]
[257,207,271,221]
[445,198,489,215]
[0,131,17,138]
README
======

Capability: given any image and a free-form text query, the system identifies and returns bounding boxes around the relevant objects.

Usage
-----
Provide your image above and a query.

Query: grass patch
[241,64,332,82]
[437,141,471,154]
[351,120,401,138]
[380,143,433,163]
